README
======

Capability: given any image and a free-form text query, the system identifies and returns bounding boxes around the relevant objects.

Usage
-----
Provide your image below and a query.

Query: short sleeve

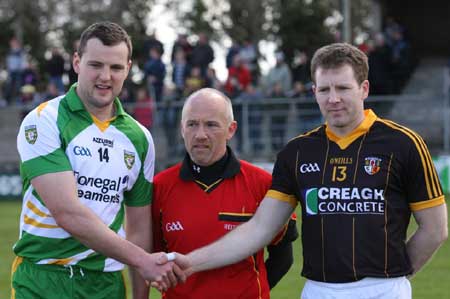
[17,103,72,181]
[404,135,445,211]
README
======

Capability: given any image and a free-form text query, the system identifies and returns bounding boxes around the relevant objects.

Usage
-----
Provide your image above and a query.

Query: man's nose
[328,88,340,103]
[194,125,207,139]
[99,67,111,80]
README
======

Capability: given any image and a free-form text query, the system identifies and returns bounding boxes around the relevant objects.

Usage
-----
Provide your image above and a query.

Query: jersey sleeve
[17,102,72,181]
[266,146,298,208]
[124,126,155,207]
[404,135,445,211]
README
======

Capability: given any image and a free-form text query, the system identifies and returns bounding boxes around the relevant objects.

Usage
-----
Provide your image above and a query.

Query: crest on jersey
[124,150,135,170]
[25,125,38,144]
[364,157,381,175]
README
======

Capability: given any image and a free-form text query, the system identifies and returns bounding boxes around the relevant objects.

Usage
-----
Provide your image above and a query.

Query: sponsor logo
[166,221,184,232]
[74,172,129,204]
[364,157,382,175]
[25,125,38,144]
[124,150,135,170]
[73,146,92,157]
[300,163,320,173]
[329,157,353,165]
[92,137,114,147]
[304,187,385,215]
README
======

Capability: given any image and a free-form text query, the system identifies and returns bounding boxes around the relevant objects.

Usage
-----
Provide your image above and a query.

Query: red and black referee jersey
[267,109,445,283]
[152,148,297,299]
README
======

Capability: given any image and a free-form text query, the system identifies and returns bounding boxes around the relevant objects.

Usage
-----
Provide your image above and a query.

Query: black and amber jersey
[267,109,445,283]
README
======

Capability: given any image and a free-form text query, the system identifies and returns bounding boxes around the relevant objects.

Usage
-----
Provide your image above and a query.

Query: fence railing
[137,92,449,170]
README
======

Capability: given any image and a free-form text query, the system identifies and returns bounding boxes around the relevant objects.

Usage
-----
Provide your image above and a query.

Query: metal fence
[141,91,450,170]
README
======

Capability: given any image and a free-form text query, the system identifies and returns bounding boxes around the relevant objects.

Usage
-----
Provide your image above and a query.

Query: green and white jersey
[15,85,154,272]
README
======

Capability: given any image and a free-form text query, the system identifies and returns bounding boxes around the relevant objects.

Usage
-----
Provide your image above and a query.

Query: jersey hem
[409,195,445,211]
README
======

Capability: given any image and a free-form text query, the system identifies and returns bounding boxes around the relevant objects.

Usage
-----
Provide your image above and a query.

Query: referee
[159,43,448,299]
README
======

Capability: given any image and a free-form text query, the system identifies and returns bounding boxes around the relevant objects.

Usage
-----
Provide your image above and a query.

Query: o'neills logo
[304,187,384,215]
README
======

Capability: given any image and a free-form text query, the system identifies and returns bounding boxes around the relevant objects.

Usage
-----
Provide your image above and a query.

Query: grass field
[1,200,449,298]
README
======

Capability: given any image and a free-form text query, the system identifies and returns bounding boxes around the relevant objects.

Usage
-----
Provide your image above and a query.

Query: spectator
[239,40,259,84]
[22,60,39,88]
[133,87,154,130]
[143,31,164,57]
[224,55,252,98]
[226,40,241,69]
[46,47,66,94]
[237,84,265,152]
[368,32,393,95]
[291,50,311,85]
[184,66,204,97]
[205,67,222,90]
[144,47,166,102]
[171,33,193,63]
[68,39,80,87]
[264,51,292,97]
[264,51,292,151]
[4,37,27,104]
[172,49,190,100]
[190,33,214,78]
[390,29,412,93]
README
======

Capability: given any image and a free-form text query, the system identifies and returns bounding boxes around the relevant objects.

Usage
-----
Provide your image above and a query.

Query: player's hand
[157,252,192,275]
[136,252,182,291]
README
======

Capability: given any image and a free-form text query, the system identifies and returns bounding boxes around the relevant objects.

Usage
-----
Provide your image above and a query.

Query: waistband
[17,256,118,278]
[307,276,408,290]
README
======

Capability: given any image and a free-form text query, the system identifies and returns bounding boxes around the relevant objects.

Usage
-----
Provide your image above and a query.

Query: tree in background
[0,0,153,72]
[270,0,335,65]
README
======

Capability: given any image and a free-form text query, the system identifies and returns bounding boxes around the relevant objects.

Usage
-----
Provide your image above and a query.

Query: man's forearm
[187,197,294,274]
[56,203,149,268]
[406,204,448,276]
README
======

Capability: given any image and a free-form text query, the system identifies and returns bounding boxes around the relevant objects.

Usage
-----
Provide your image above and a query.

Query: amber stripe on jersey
[379,119,442,199]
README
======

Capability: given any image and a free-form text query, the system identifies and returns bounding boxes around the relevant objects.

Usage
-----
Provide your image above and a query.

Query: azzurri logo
[73,146,92,157]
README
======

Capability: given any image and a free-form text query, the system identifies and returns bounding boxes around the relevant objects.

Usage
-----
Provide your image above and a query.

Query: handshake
[137,251,192,292]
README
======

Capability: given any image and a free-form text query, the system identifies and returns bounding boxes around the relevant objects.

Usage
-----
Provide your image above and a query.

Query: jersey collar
[326,109,378,150]
[179,146,241,182]
[66,83,126,117]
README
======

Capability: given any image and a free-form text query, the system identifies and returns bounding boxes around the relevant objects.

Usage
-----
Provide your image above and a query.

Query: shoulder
[116,114,155,150]
[373,118,427,149]
[154,163,182,185]
[239,160,272,182]
[21,96,65,129]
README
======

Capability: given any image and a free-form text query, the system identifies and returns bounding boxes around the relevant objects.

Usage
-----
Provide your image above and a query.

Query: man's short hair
[310,43,368,85]
[78,21,132,60]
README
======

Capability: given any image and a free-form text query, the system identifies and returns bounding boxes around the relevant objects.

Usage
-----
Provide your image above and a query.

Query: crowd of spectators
[1,19,416,135]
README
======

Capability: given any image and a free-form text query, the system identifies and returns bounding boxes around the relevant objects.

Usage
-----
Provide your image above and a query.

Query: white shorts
[301,276,411,299]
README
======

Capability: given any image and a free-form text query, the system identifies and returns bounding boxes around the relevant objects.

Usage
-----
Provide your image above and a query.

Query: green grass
[1,200,449,298]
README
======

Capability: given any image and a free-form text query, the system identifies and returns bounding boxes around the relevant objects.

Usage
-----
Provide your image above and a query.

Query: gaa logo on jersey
[25,125,38,144]
[124,150,135,170]
[364,157,382,175]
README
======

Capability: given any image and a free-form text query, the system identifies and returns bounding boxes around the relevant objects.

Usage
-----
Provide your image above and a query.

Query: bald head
[182,88,234,125]
[180,88,237,166]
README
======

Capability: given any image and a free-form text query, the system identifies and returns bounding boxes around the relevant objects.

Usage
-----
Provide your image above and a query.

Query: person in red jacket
[151,88,298,299]
[224,54,252,98]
